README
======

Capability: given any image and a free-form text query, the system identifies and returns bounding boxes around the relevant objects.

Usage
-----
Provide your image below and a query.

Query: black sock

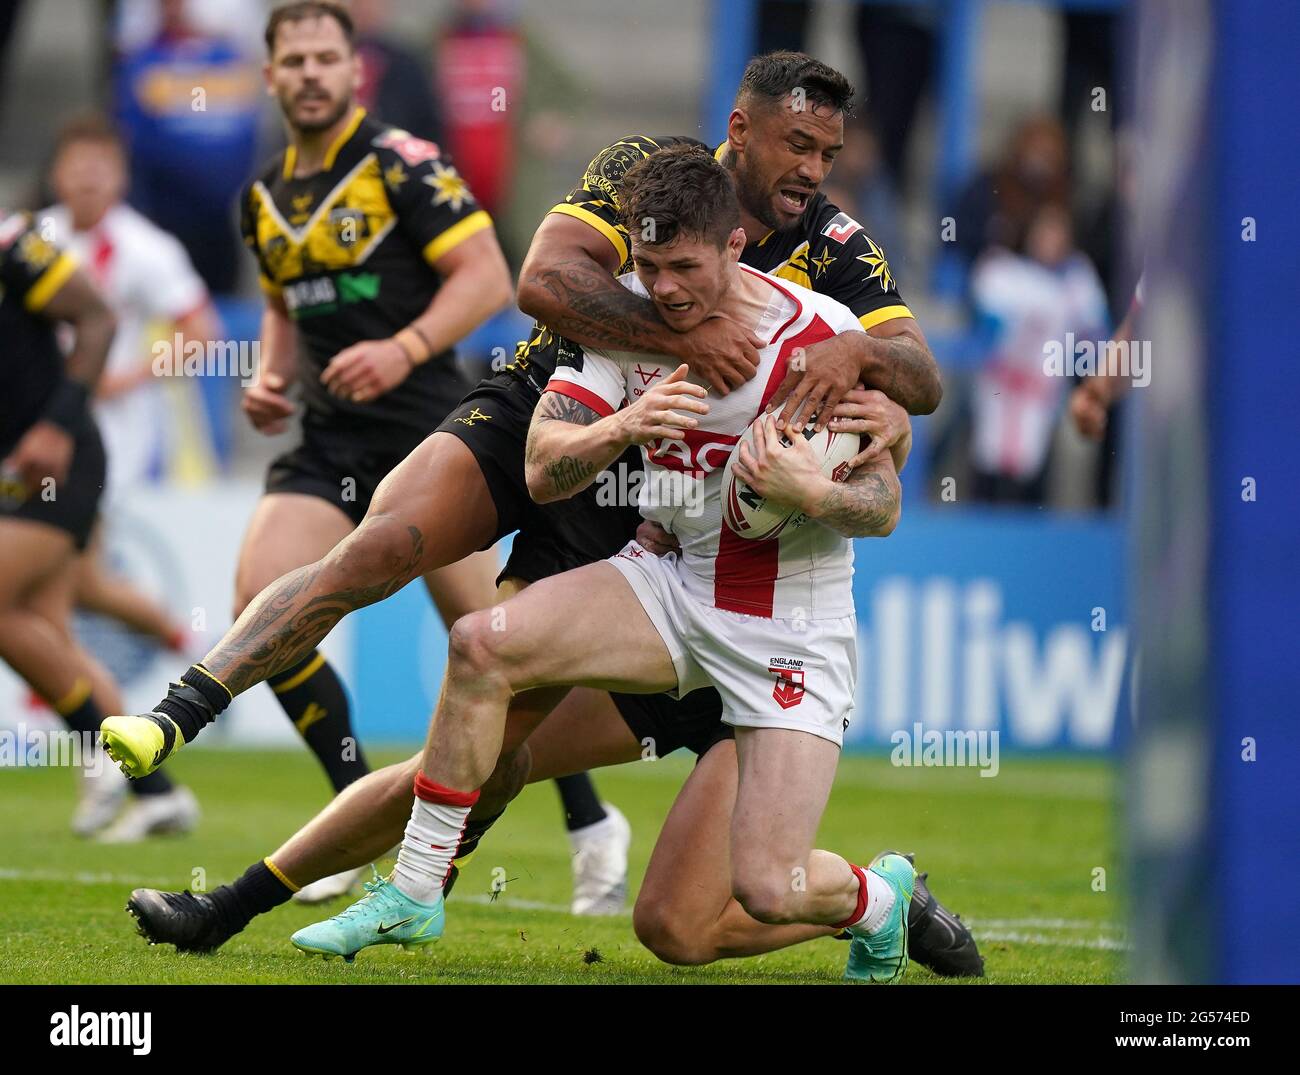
[210,859,295,929]
[154,664,232,742]
[554,772,607,831]
[443,810,504,898]
[267,651,369,792]
[57,679,173,795]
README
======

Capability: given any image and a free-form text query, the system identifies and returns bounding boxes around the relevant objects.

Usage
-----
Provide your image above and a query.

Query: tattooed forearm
[543,455,597,494]
[858,332,943,416]
[205,522,426,695]
[525,258,673,351]
[526,390,625,503]
[812,465,901,538]
[533,390,601,427]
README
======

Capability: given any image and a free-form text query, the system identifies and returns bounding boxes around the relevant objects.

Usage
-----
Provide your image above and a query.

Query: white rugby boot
[570,803,631,916]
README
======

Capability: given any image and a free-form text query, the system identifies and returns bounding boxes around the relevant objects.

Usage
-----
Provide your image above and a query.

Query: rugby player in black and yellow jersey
[0,210,199,834]
[110,0,625,911]
[111,50,982,975]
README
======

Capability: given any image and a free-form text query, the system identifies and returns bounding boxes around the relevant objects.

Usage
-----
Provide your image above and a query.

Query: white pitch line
[973,929,1130,952]
[0,866,176,887]
[969,917,1124,931]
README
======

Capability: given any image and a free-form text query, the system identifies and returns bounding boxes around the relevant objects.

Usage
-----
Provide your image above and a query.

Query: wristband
[42,379,90,435]
[394,327,432,367]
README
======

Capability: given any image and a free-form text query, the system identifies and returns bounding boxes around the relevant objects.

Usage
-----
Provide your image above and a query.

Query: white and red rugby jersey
[545,265,864,620]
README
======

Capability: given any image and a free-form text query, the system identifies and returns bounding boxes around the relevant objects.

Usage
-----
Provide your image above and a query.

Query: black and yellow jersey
[0,210,79,455]
[502,133,914,398]
[241,108,493,435]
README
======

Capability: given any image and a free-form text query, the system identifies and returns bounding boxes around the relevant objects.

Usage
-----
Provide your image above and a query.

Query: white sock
[390,773,477,905]
[568,811,615,847]
[844,865,897,935]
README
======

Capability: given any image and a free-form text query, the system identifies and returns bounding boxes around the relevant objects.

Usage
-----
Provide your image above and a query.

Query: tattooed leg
[207,433,500,697]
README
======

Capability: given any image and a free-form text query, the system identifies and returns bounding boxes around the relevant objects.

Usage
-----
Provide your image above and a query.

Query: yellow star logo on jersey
[454,407,492,426]
[17,231,56,270]
[423,161,470,212]
[384,162,408,190]
[811,247,836,278]
[857,236,895,293]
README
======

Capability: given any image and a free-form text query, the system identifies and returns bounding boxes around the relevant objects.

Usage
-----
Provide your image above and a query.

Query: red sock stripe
[413,771,480,807]
[441,813,471,888]
[832,864,869,930]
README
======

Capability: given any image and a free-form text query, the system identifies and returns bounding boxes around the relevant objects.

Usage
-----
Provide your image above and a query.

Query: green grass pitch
[0,748,1125,984]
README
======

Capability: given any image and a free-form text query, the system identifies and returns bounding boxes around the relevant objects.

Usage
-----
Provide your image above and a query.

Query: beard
[732,161,802,233]
[285,91,352,134]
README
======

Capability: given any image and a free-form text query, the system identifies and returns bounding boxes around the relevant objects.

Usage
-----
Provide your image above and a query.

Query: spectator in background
[434,0,524,224]
[113,0,261,294]
[967,203,1108,505]
[755,2,936,190]
[955,115,1072,269]
[114,0,269,61]
[350,0,442,142]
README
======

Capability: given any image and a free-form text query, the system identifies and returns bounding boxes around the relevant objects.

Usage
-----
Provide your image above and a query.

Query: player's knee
[446,610,509,681]
[632,899,715,966]
[731,871,798,925]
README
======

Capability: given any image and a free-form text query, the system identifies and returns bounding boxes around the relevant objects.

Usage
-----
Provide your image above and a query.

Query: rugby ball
[722,417,861,541]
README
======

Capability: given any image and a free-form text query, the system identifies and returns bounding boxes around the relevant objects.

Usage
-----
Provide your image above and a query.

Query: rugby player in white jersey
[294,146,916,981]
[43,114,218,839]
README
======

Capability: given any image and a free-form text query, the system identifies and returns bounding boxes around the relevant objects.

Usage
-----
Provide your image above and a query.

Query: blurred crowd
[0,0,1136,512]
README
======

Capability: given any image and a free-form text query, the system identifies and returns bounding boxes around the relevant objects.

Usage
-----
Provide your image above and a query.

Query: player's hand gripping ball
[724,413,860,540]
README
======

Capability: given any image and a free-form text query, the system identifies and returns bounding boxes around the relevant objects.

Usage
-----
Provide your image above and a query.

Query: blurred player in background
[0,209,198,840]
[44,115,217,652]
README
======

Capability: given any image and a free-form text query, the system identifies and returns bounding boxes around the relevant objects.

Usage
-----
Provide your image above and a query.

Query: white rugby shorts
[608,541,857,747]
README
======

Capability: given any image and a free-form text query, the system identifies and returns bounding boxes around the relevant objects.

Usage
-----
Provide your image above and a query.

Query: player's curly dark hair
[265,1,354,55]
[736,51,856,117]
[618,146,741,250]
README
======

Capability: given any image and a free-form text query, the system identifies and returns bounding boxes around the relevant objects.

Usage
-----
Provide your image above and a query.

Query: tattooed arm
[806,451,902,539]
[732,414,901,539]
[525,392,624,504]
[527,363,710,504]
[856,318,942,416]
[517,214,761,394]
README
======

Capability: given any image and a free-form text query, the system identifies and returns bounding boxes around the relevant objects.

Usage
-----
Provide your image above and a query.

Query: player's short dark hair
[735,51,855,117]
[619,145,741,250]
[264,1,355,55]
[51,113,124,160]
